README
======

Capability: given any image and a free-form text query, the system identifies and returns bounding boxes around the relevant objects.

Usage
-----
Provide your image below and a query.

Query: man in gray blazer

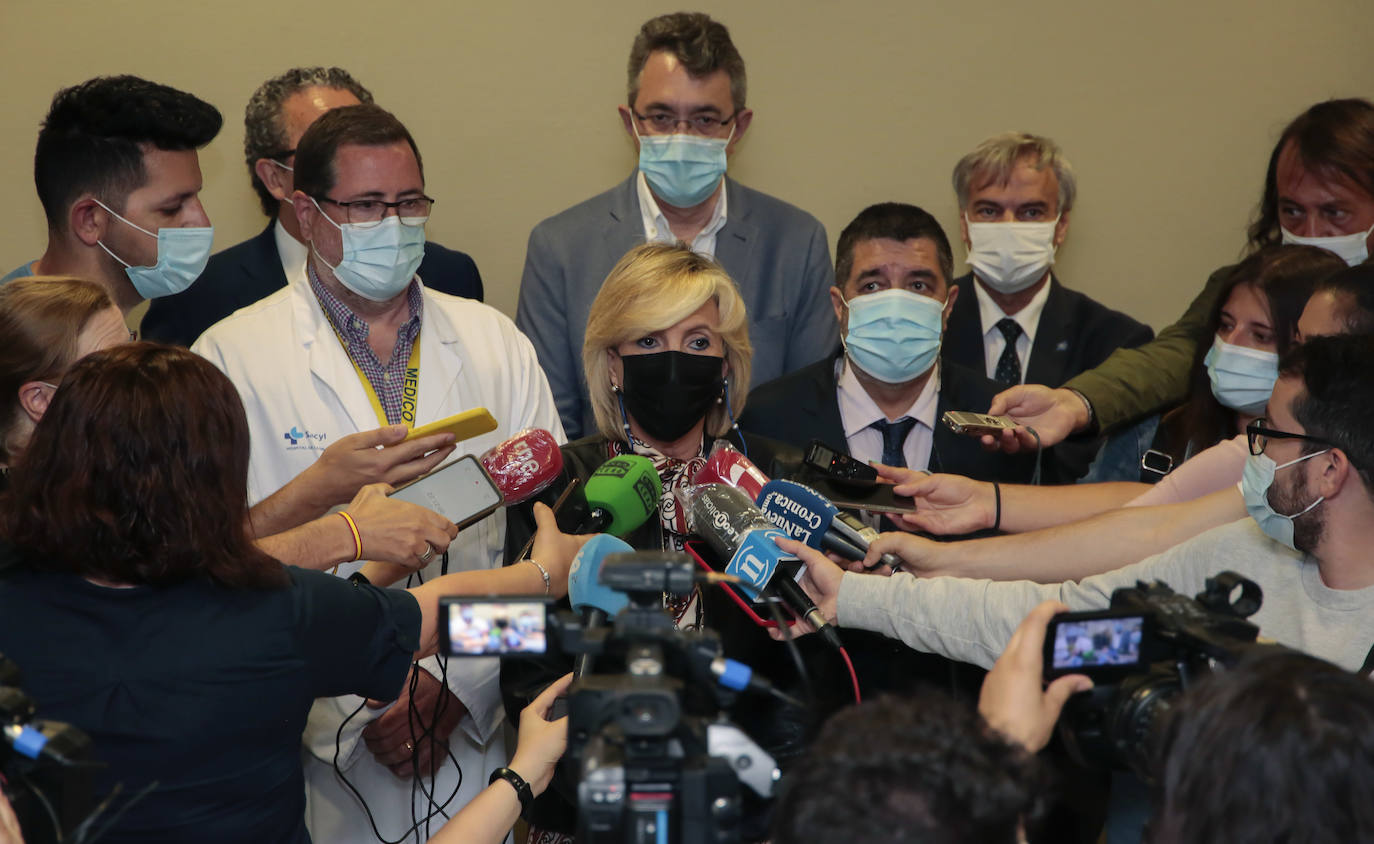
[516,12,838,439]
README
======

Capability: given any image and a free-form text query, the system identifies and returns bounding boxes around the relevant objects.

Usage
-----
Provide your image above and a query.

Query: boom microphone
[567,534,635,677]
[576,455,662,535]
[688,486,842,649]
[480,428,564,505]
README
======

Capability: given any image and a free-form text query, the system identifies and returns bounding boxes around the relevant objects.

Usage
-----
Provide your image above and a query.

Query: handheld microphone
[567,534,634,677]
[480,428,563,505]
[688,486,842,649]
[693,445,770,500]
[575,455,662,535]
[757,479,902,571]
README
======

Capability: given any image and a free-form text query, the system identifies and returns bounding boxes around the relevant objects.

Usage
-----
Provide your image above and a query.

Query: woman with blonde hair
[502,243,807,842]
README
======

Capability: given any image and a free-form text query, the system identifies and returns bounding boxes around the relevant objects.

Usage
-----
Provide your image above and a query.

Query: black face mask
[619,351,725,443]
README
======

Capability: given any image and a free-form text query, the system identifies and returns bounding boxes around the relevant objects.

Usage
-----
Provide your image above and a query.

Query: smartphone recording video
[440,597,551,657]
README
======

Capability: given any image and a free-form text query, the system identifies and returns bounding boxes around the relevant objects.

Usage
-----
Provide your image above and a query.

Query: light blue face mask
[1280,222,1374,267]
[840,289,945,384]
[1240,449,1329,551]
[93,199,213,299]
[312,199,425,302]
[636,124,730,209]
[1204,337,1278,415]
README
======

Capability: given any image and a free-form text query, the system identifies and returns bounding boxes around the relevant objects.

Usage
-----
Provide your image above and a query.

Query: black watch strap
[347,571,371,587]
[490,766,533,817]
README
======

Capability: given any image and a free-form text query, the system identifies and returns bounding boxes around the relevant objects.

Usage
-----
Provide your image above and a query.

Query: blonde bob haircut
[584,243,752,443]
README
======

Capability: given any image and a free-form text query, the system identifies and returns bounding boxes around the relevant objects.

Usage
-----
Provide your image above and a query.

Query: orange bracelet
[339,511,363,562]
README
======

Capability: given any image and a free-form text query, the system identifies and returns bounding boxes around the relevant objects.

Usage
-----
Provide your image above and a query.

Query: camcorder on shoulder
[440,551,783,844]
[1043,571,1276,778]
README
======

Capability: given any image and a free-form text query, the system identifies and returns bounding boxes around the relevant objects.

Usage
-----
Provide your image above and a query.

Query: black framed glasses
[315,195,435,228]
[1246,418,1336,456]
[632,110,737,135]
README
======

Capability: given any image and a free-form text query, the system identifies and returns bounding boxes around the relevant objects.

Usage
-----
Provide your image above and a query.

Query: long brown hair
[0,276,113,463]
[0,343,286,589]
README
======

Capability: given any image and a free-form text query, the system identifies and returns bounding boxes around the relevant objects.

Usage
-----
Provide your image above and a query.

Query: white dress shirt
[636,171,728,257]
[835,357,941,469]
[974,276,1052,383]
[272,218,309,279]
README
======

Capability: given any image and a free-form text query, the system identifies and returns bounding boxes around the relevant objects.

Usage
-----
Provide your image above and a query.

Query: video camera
[1,654,96,844]
[1043,571,1270,778]
[441,552,781,843]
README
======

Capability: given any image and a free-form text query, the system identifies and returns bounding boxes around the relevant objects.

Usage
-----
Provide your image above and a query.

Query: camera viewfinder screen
[446,600,547,656]
[1052,616,1144,669]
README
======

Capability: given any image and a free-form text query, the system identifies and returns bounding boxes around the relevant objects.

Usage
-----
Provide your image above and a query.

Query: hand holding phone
[942,411,1019,438]
[389,454,503,530]
[404,408,498,444]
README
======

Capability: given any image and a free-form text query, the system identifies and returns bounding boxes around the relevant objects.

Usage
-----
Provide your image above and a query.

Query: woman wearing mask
[1143,243,1345,486]
[500,243,807,844]
[0,344,583,843]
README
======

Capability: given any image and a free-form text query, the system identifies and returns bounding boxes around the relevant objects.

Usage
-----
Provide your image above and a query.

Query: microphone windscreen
[583,455,662,536]
[687,483,773,561]
[693,447,770,501]
[567,534,634,616]
[480,428,564,504]
[756,479,841,550]
[723,526,795,601]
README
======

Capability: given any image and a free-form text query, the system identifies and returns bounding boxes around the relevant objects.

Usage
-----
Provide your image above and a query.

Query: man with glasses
[516,11,838,439]
[142,66,483,348]
[194,103,563,844]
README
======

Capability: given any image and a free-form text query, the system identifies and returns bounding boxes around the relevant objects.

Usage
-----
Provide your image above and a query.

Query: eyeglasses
[633,110,737,136]
[315,196,435,228]
[1245,418,1336,456]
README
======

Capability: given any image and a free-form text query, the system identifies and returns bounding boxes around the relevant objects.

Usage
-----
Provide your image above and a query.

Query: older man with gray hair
[941,132,1153,478]
[142,66,482,346]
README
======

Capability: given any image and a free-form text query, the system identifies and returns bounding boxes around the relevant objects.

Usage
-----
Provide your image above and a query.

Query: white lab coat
[194,265,564,843]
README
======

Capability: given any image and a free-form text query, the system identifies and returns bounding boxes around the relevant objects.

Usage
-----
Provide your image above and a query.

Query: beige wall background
[1,0,1371,332]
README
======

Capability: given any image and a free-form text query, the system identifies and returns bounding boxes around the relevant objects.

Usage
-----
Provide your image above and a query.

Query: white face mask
[1280,222,1374,267]
[965,216,1059,294]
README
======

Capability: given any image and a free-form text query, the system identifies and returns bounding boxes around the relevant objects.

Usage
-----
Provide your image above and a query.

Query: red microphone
[480,428,563,504]
[693,443,770,500]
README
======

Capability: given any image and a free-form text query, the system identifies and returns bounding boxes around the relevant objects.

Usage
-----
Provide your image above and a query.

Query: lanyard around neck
[326,320,421,428]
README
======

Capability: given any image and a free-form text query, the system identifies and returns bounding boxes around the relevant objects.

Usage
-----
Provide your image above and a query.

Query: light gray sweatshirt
[838,518,1374,673]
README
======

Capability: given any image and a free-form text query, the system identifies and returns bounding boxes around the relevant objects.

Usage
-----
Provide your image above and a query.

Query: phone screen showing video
[443,598,549,657]
[1051,615,1145,670]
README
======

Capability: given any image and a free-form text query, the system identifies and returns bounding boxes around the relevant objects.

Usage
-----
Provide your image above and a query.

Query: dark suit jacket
[141,222,484,347]
[515,174,838,440]
[944,272,1153,389]
[944,273,1154,478]
[738,354,1048,485]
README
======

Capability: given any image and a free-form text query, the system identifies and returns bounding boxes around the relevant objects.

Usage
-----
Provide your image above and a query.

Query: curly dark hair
[1150,650,1374,844]
[1278,333,1374,490]
[33,75,222,230]
[1247,98,1374,252]
[0,343,285,590]
[772,693,1046,844]
[627,12,746,111]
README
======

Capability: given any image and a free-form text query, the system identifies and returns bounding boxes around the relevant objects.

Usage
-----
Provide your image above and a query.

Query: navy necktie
[994,318,1023,386]
[870,416,917,468]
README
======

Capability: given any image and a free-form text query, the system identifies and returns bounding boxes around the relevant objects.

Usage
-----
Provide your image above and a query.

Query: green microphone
[577,455,663,536]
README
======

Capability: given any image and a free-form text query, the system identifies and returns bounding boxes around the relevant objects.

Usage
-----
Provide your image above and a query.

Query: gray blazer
[515,173,838,439]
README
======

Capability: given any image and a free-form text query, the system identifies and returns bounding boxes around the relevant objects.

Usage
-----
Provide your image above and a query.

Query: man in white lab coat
[195,103,563,844]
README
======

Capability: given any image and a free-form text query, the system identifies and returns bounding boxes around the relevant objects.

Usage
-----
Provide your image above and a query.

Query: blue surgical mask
[93,199,213,299]
[311,199,425,302]
[840,289,945,384]
[1280,223,1374,267]
[1204,337,1278,415]
[1241,449,1329,551]
[636,124,730,209]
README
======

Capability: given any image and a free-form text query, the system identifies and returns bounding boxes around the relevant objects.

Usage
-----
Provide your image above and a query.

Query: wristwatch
[489,766,533,818]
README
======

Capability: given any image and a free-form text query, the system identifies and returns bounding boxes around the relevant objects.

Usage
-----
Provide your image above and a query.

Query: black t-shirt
[0,551,419,843]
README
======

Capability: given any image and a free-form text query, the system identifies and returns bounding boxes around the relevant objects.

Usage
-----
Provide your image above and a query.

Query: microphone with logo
[574,455,663,535]
[756,479,903,572]
[693,443,771,501]
[566,534,634,677]
[479,428,564,504]
[687,485,843,651]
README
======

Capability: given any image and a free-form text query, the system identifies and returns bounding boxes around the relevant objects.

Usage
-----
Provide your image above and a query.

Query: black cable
[1027,426,1043,485]
[766,599,815,709]
[16,772,61,841]
[80,780,159,844]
